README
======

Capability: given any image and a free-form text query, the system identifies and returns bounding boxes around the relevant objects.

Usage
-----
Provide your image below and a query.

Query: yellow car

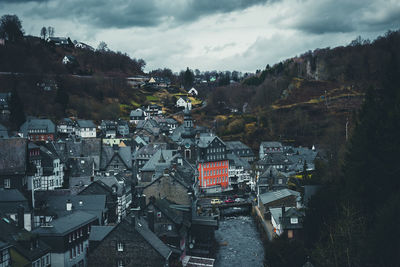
[211,199,223,205]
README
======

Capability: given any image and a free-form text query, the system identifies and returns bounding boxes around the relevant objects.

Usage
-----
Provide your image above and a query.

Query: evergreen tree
[183,67,194,89]
[9,87,25,130]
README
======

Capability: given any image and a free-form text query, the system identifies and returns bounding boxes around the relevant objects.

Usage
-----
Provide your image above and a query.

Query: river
[214,214,265,267]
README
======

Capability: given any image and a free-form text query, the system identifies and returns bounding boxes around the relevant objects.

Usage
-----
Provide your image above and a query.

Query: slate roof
[76,120,96,128]
[35,194,106,220]
[196,133,225,148]
[0,138,27,175]
[130,108,145,117]
[225,141,252,151]
[260,141,283,148]
[134,216,172,259]
[227,153,251,170]
[89,225,115,241]
[67,157,94,178]
[100,145,132,170]
[0,123,8,138]
[0,213,51,261]
[57,138,101,169]
[32,211,97,236]
[20,117,55,134]
[140,149,176,172]
[0,188,30,214]
[259,189,301,205]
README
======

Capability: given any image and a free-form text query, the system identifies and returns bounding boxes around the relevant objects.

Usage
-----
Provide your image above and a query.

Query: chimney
[147,210,155,232]
[66,199,72,211]
[281,206,285,222]
[17,205,24,229]
[131,214,136,227]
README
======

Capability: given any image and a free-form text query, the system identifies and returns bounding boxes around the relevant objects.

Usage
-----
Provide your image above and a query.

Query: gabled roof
[259,189,301,205]
[100,146,132,170]
[225,141,252,151]
[140,149,177,172]
[0,213,51,261]
[0,188,30,214]
[77,120,96,128]
[130,108,145,117]
[32,211,97,236]
[89,225,115,241]
[227,153,251,170]
[260,141,283,148]
[134,217,172,259]
[0,138,27,175]
[196,133,225,148]
[20,118,55,134]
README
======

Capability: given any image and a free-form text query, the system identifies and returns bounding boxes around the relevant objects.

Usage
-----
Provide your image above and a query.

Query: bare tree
[47,26,54,37]
[40,26,47,39]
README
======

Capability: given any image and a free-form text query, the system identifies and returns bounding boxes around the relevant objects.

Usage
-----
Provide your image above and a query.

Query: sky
[1,0,399,73]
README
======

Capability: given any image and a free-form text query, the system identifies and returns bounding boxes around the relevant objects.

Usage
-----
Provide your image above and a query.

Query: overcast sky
[1,0,399,73]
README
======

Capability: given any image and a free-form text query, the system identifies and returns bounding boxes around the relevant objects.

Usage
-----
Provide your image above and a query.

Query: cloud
[2,0,271,29]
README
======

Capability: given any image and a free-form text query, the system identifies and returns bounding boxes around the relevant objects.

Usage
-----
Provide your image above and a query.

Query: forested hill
[200,30,400,150]
[0,35,145,76]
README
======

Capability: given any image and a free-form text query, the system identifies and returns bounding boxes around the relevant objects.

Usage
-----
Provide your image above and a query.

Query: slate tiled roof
[260,141,283,148]
[76,120,96,128]
[20,117,55,135]
[36,194,106,220]
[32,210,97,236]
[0,138,27,175]
[100,146,132,170]
[0,188,30,214]
[259,189,301,205]
[140,149,176,172]
[0,213,51,261]
[89,225,115,241]
[227,153,251,170]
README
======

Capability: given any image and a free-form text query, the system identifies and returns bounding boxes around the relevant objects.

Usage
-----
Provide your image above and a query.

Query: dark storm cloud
[4,0,271,29]
[286,0,400,34]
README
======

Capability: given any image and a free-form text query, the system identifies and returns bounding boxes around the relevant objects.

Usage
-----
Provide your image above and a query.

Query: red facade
[29,134,54,141]
[198,160,229,188]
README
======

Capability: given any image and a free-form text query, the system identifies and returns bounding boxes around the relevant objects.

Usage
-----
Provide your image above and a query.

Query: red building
[197,134,229,189]
[19,118,55,141]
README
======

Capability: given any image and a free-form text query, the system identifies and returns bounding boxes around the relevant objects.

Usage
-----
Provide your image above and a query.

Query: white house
[62,55,76,65]
[188,87,198,96]
[76,120,97,138]
[176,96,192,110]
[130,108,147,124]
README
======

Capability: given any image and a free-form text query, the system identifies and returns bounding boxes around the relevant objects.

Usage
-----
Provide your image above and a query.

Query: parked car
[235,198,245,203]
[211,199,223,205]
[224,198,234,204]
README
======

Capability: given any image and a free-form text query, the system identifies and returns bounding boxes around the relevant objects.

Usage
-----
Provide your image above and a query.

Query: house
[87,215,172,267]
[76,120,96,138]
[117,119,130,136]
[67,156,95,188]
[0,213,51,267]
[0,138,29,190]
[19,117,56,141]
[255,153,292,178]
[137,149,180,182]
[135,118,161,139]
[227,153,251,186]
[28,143,64,191]
[32,211,98,267]
[100,145,132,175]
[153,116,178,135]
[259,141,283,159]
[74,41,94,51]
[257,166,289,192]
[225,141,255,163]
[130,108,147,124]
[146,198,191,257]
[57,118,77,136]
[78,176,131,223]
[188,87,198,96]
[140,167,194,206]
[33,194,108,227]
[176,96,192,110]
[0,241,12,266]
[269,207,305,239]
[143,104,163,117]
[62,55,76,65]
[0,188,32,231]
[258,189,301,216]
[100,120,117,138]
[47,36,71,46]
[197,134,229,192]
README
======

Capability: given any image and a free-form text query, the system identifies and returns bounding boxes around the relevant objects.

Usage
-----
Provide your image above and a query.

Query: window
[70,249,72,259]
[290,217,298,224]
[46,255,50,265]
[167,225,172,231]
[69,234,72,243]
[117,242,124,251]
[4,178,10,188]
[117,260,124,267]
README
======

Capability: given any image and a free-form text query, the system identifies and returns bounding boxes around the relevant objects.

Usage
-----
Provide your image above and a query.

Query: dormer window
[290,217,298,224]
[117,242,124,251]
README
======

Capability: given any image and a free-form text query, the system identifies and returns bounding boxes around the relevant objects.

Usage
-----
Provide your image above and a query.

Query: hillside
[199,30,400,150]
